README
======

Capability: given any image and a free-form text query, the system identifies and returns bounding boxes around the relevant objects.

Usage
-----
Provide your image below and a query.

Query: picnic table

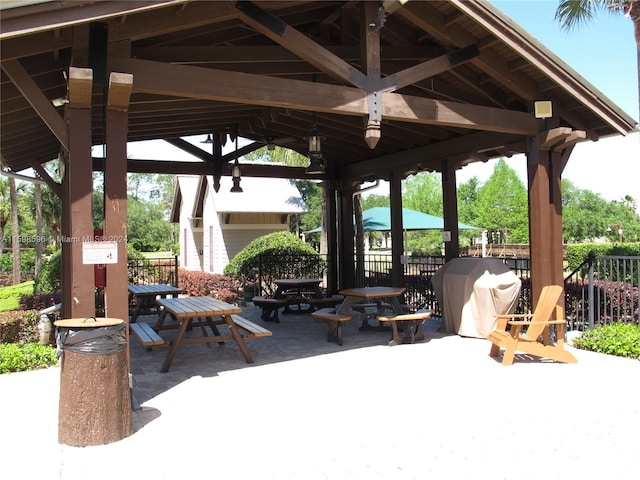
[337,287,406,329]
[274,278,324,313]
[128,284,183,322]
[152,296,271,372]
[336,286,429,345]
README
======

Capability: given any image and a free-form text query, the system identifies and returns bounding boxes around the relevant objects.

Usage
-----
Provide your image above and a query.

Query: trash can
[55,317,132,446]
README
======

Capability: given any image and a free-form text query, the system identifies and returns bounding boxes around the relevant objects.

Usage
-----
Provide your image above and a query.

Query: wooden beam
[362,2,382,149]
[29,160,62,197]
[391,45,479,90]
[68,67,93,108]
[234,0,367,87]
[552,130,586,152]
[91,157,324,179]
[109,57,539,135]
[131,45,445,64]
[107,72,133,111]
[536,127,572,150]
[1,59,69,150]
[341,131,520,179]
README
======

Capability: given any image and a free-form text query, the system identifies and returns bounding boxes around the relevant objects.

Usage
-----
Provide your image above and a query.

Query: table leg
[131,295,143,323]
[224,315,254,363]
[196,316,212,348]
[161,317,191,373]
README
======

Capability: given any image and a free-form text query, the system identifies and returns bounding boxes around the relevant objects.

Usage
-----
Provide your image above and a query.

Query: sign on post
[82,241,118,264]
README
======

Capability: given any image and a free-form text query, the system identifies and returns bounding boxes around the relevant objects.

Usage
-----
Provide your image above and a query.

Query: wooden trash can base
[55,317,132,447]
[58,349,132,446]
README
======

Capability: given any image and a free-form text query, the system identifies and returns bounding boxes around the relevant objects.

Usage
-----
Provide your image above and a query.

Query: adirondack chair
[488,284,577,366]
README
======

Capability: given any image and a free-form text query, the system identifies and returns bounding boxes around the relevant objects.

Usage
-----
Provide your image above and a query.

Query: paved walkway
[2,305,639,480]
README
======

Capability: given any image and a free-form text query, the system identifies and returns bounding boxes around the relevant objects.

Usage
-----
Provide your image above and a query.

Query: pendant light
[230,124,243,193]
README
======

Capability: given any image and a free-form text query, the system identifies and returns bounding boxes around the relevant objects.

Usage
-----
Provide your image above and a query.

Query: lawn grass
[0,281,34,313]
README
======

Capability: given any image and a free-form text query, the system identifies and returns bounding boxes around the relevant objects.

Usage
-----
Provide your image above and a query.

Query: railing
[252,251,638,329]
[128,256,179,286]
[565,254,640,330]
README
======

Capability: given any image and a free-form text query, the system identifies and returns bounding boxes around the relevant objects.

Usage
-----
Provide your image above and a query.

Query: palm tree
[10,177,20,284]
[555,0,640,119]
[0,178,9,253]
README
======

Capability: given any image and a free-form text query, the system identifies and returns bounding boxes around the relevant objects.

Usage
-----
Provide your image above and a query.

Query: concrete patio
[2,304,639,480]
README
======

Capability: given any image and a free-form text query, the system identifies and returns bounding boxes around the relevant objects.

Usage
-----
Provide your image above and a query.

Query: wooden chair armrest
[507,319,567,326]
[495,313,532,330]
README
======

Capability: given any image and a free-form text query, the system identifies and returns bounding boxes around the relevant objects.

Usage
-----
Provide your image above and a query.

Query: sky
[121,1,639,203]
[456,0,639,202]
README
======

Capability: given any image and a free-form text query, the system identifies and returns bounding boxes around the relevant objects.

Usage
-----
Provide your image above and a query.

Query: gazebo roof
[1,0,636,181]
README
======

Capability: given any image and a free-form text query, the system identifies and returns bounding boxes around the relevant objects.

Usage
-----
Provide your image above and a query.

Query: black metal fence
[564,254,640,330]
[128,256,179,286]
[160,251,638,330]
[354,254,534,315]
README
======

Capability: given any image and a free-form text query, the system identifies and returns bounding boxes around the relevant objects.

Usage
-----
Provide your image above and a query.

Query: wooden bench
[251,296,287,323]
[307,294,345,310]
[311,307,353,345]
[130,322,166,348]
[377,309,433,346]
[231,315,273,339]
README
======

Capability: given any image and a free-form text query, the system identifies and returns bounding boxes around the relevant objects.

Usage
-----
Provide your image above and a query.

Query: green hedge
[0,343,58,374]
[566,243,640,273]
[573,323,640,359]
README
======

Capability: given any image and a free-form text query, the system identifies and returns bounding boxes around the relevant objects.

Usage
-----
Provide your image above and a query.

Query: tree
[476,159,529,243]
[127,198,174,251]
[555,0,640,118]
[402,172,445,255]
[10,177,20,284]
[0,177,10,252]
[402,172,443,215]
[562,179,611,241]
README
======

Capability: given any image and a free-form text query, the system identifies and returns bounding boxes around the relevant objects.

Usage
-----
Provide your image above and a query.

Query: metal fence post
[173,255,178,286]
[588,251,595,329]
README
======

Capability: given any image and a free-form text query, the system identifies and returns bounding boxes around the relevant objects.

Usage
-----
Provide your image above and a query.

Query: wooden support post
[324,180,338,293]
[442,161,460,262]
[389,171,404,288]
[104,72,132,323]
[338,181,358,289]
[527,129,566,306]
[62,67,95,319]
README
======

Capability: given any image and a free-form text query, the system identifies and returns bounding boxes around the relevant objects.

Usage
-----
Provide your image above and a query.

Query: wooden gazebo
[1,1,637,322]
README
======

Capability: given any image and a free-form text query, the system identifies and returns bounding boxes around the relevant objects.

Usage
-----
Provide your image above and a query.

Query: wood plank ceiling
[1,0,636,183]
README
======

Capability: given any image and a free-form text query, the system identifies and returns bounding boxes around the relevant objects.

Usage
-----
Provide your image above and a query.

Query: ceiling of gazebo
[1,0,636,182]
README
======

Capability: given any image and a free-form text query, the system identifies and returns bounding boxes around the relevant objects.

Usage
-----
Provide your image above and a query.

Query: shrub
[0,310,41,344]
[34,250,62,294]
[0,343,58,374]
[224,231,320,278]
[566,243,640,274]
[224,232,325,295]
[178,270,242,303]
[573,323,640,359]
[19,292,62,311]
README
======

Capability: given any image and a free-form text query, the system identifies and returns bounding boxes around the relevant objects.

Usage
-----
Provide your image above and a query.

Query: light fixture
[534,101,553,119]
[266,136,276,151]
[230,124,243,193]
[304,112,325,174]
[201,133,213,144]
